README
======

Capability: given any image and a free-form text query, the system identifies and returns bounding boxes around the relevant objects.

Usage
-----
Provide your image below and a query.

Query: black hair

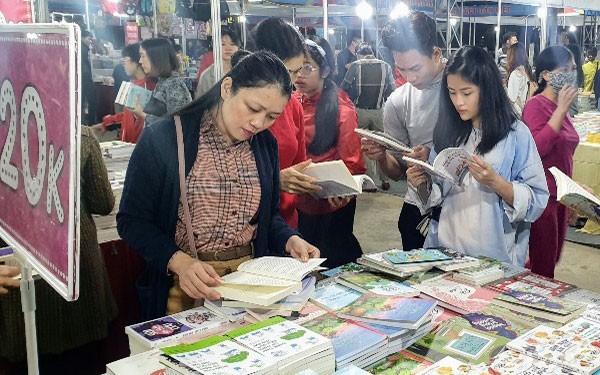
[305,35,339,156]
[565,44,584,86]
[221,26,241,47]
[122,43,141,66]
[587,47,598,59]
[347,34,361,47]
[503,31,517,44]
[231,49,251,68]
[176,51,292,118]
[565,32,578,45]
[356,43,374,56]
[533,46,574,95]
[141,38,179,78]
[433,46,517,155]
[507,42,535,83]
[251,18,305,61]
[382,11,437,56]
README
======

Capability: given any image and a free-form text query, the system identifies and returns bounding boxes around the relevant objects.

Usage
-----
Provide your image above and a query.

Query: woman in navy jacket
[117,51,319,319]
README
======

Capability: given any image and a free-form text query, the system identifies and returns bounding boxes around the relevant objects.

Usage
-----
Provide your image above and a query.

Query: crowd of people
[0,11,596,375]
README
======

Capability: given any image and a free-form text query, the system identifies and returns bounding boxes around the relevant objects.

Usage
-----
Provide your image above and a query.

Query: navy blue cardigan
[116,112,298,319]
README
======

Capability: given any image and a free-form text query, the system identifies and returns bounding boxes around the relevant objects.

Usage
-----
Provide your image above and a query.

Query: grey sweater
[145,75,192,126]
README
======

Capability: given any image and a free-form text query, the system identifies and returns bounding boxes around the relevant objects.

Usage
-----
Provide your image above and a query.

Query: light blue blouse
[409,121,549,266]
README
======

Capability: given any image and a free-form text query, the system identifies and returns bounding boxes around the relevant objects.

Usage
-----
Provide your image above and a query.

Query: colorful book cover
[336,295,436,325]
[456,257,501,276]
[404,269,448,285]
[301,314,386,363]
[406,318,510,365]
[310,282,363,311]
[129,316,193,343]
[458,310,537,339]
[494,289,584,315]
[413,356,474,375]
[488,272,576,297]
[159,335,276,375]
[414,278,498,314]
[483,304,563,329]
[507,324,600,374]
[382,249,452,265]
[334,364,372,374]
[480,349,581,375]
[321,262,364,278]
[339,272,419,296]
[368,351,432,375]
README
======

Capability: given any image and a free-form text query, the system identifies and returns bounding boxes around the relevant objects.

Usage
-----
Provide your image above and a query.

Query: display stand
[19,262,39,375]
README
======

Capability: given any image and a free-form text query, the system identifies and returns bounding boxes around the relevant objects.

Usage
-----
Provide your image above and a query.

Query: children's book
[382,249,453,265]
[214,257,325,306]
[337,272,420,297]
[414,278,499,315]
[413,356,474,375]
[582,307,600,325]
[159,335,278,375]
[549,166,600,224]
[492,289,585,323]
[488,272,576,297]
[115,81,153,109]
[402,147,472,185]
[354,128,412,153]
[482,304,563,329]
[336,294,437,329]
[479,349,581,375]
[506,322,600,374]
[310,282,363,311]
[368,350,432,375]
[303,160,377,199]
[406,318,510,365]
[457,309,539,339]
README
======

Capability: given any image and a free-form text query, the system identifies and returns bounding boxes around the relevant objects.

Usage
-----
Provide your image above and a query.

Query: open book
[115,81,153,109]
[214,257,326,306]
[549,166,600,223]
[403,147,471,185]
[303,160,377,199]
[354,128,412,153]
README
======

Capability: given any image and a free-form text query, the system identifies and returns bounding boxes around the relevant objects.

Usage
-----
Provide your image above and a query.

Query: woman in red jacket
[294,36,366,268]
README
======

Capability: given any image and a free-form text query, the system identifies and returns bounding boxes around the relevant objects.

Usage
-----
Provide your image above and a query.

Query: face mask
[548,70,577,94]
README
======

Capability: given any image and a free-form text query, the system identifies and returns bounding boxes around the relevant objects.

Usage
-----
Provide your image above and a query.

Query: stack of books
[125,306,232,355]
[487,271,577,297]
[563,288,600,307]
[336,271,419,297]
[475,349,587,375]
[452,257,504,286]
[413,277,499,314]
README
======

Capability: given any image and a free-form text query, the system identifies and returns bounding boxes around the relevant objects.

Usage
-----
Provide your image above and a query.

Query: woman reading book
[117,51,320,319]
[294,36,366,268]
[406,46,549,266]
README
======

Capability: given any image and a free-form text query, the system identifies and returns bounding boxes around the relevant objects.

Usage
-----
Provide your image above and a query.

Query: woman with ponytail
[522,46,580,278]
[294,36,366,268]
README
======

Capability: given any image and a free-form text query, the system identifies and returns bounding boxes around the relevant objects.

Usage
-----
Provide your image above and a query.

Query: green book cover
[368,351,431,374]
[160,335,229,355]
[339,272,418,296]
[225,316,286,339]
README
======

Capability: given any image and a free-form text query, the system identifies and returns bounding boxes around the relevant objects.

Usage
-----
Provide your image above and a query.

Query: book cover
[129,316,194,343]
[301,314,386,363]
[480,349,581,375]
[494,289,584,315]
[497,261,528,279]
[336,295,436,327]
[303,160,377,199]
[404,269,448,285]
[406,318,510,365]
[564,289,600,307]
[124,84,153,109]
[414,278,498,314]
[338,272,419,296]
[310,282,363,311]
[320,262,364,278]
[483,304,563,329]
[382,249,452,265]
[413,356,474,375]
[582,309,600,325]
[403,148,471,186]
[368,350,432,375]
[160,335,277,375]
[488,272,576,297]
[354,128,412,153]
[457,311,536,339]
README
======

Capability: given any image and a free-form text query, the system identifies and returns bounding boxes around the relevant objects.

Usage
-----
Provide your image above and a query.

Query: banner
[0,24,80,300]
[125,21,139,45]
[0,0,34,23]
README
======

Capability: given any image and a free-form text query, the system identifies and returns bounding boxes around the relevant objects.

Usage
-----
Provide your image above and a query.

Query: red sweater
[522,94,579,197]
[269,95,307,229]
[296,89,366,215]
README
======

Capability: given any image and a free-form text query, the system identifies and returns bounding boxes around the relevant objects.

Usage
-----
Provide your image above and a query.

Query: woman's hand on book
[169,251,222,300]
[361,139,387,161]
[285,235,320,262]
[0,265,20,295]
[406,165,428,188]
[280,160,322,195]
[407,146,431,162]
[467,155,515,206]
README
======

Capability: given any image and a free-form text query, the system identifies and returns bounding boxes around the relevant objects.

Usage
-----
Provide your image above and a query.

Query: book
[106,349,165,375]
[202,299,246,322]
[497,261,529,279]
[404,269,448,285]
[214,257,325,306]
[358,252,432,278]
[413,278,499,315]
[310,282,363,311]
[487,271,577,297]
[337,272,419,297]
[334,364,373,374]
[115,81,153,110]
[563,289,600,307]
[483,303,564,329]
[382,249,453,265]
[368,350,432,375]
[479,349,581,375]
[320,262,364,278]
[492,289,586,324]
[159,336,278,375]
[335,294,437,329]
[402,147,472,185]
[549,166,600,223]
[354,128,412,153]
[413,356,474,375]
[506,321,600,374]
[302,160,377,199]
[406,318,511,365]
[125,306,230,354]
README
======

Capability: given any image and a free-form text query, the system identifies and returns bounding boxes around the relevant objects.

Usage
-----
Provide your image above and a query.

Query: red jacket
[269,95,307,229]
[296,89,366,215]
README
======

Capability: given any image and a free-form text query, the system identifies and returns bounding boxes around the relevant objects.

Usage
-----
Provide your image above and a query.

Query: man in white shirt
[362,11,445,250]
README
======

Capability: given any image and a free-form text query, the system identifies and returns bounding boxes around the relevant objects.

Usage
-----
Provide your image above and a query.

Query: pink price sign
[0,24,80,300]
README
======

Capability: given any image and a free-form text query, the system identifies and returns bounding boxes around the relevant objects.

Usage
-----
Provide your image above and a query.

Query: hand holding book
[280,159,322,195]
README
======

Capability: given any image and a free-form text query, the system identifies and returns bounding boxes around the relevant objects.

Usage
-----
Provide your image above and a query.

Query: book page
[354,128,412,153]
[237,256,326,281]
[354,175,377,192]
[432,148,472,185]
[220,272,298,287]
[115,81,130,106]
[310,181,360,199]
[304,160,358,195]
[402,155,454,183]
[549,167,600,223]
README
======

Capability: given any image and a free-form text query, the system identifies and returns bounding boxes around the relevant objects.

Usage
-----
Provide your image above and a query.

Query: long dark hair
[251,18,305,61]
[433,46,517,155]
[305,36,339,156]
[140,38,179,78]
[533,46,574,96]
[176,51,292,118]
[507,42,535,82]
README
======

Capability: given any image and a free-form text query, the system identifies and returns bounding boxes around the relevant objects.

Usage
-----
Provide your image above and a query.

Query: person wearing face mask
[522,46,579,278]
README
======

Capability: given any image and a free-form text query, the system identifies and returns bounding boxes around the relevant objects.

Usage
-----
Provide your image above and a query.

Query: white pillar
[211,0,223,82]
[323,0,328,43]
[494,0,502,63]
